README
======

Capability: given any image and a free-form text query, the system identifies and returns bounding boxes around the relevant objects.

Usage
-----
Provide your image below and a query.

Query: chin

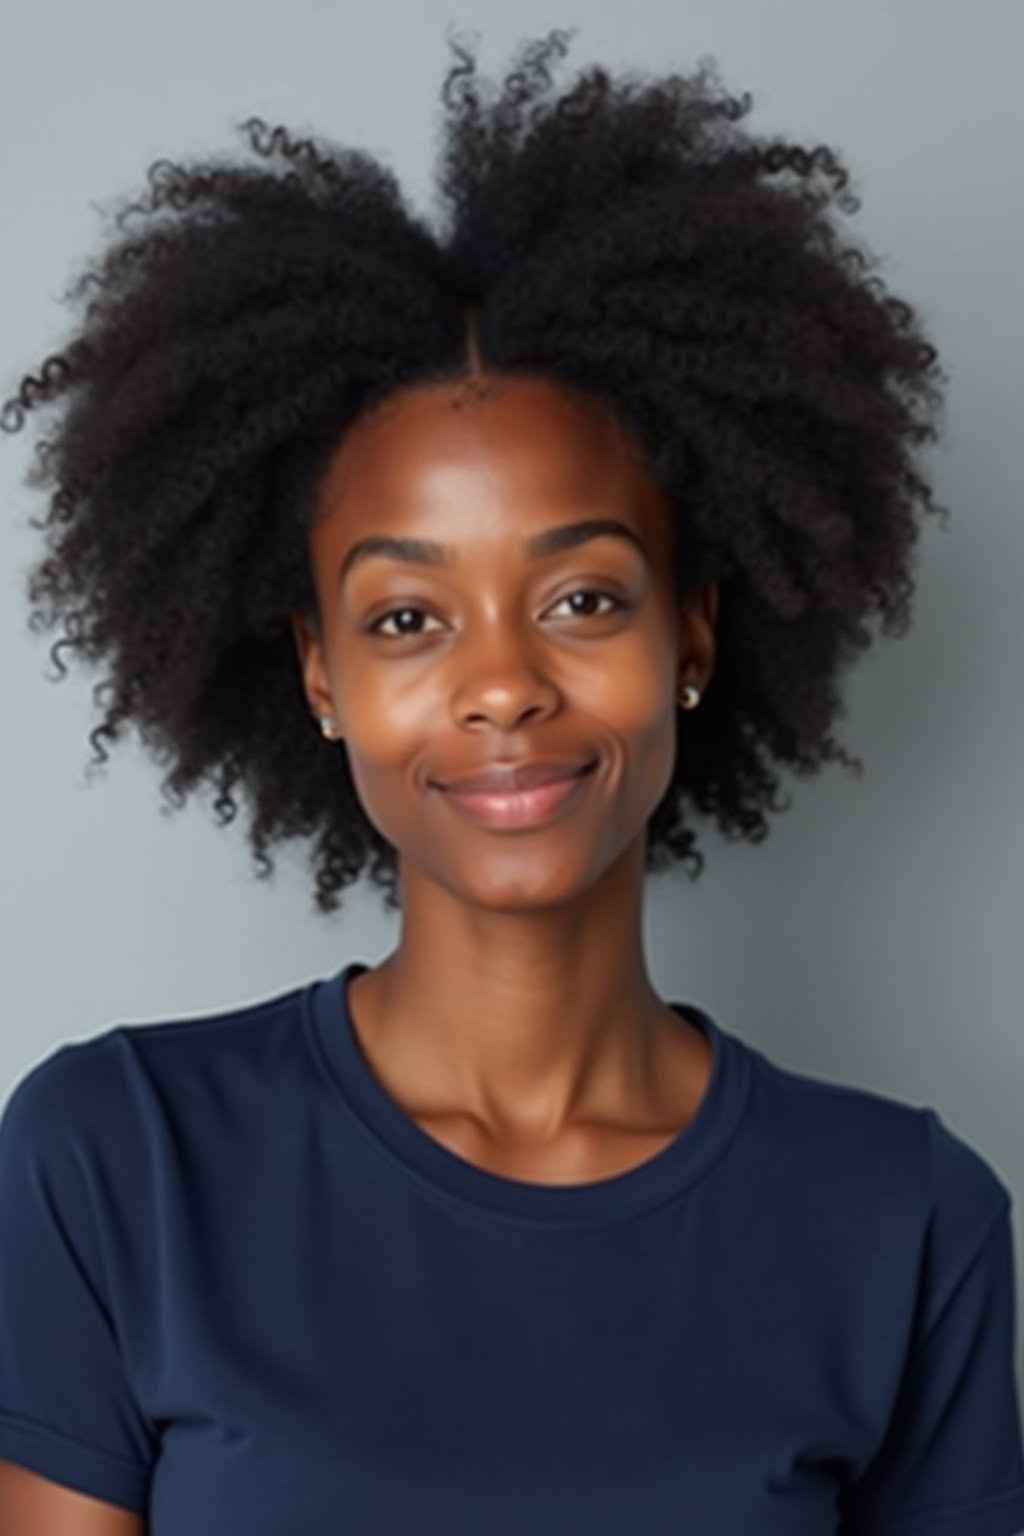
[437,848,614,911]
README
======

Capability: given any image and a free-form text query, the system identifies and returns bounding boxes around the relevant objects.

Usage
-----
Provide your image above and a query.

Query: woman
[1,27,1022,1536]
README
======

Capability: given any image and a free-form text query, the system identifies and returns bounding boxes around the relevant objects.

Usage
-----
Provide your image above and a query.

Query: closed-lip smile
[435,759,597,795]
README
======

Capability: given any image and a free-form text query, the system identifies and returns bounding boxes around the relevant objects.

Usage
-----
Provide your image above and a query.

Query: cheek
[602,668,670,736]
[522,660,671,850]
[335,661,429,763]
[624,688,680,813]
[585,640,676,749]
[584,636,681,811]
[331,669,436,838]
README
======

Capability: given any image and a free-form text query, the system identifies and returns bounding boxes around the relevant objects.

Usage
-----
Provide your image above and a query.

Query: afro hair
[2,26,947,914]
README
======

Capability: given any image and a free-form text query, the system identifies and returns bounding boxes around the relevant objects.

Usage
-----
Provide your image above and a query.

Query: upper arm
[838,1112,1024,1535]
[0,1047,157,1514]
[0,1458,145,1535]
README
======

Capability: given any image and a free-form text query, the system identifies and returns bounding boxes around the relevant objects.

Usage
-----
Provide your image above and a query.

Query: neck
[345,838,680,1140]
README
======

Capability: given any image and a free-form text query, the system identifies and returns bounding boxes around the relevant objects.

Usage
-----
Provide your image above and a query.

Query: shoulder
[739,1036,1011,1252]
[0,971,317,1167]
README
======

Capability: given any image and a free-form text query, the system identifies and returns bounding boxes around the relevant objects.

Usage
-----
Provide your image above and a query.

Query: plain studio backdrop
[1,0,1021,1390]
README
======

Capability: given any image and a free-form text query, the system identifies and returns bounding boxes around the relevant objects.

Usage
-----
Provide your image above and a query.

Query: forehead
[312,375,661,528]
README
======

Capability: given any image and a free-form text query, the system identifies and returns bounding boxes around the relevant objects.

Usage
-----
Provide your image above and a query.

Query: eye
[547,587,625,620]
[366,605,443,639]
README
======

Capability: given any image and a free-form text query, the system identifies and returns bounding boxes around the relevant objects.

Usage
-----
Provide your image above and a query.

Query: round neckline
[305,960,752,1225]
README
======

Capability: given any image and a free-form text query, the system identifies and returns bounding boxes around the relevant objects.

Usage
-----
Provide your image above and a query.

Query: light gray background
[1,0,1021,1380]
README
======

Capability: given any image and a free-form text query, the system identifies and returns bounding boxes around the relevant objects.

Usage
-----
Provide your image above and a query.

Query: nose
[451,626,560,733]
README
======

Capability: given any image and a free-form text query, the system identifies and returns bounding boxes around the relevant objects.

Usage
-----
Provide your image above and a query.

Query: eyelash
[366,587,626,639]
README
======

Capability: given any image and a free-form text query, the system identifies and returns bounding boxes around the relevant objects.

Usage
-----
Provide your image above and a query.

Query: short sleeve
[0,1044,156,1513]
[840,1109,1024,1536]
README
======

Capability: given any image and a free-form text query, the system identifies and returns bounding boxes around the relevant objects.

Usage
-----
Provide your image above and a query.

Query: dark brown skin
[0,1459,144,1533]
[291,370,720,1182]
[0,370,718,1530]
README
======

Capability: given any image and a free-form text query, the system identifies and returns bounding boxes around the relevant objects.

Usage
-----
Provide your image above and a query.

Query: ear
[676,580,718,696]
[289,610,338,727]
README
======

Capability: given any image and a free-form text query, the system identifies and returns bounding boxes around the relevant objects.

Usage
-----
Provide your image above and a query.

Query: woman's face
[291,374,717,909]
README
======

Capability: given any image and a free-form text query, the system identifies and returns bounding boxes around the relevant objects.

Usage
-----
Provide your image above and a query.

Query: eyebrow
[337,517,649,589]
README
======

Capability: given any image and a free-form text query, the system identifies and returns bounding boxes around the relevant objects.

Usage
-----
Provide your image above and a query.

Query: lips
[435,759,596,795]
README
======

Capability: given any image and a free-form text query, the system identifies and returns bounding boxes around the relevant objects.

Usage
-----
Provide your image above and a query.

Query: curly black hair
[2,26,947,915]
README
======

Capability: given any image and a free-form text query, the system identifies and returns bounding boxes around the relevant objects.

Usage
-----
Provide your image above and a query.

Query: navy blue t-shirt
[1,960,1023,1534]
